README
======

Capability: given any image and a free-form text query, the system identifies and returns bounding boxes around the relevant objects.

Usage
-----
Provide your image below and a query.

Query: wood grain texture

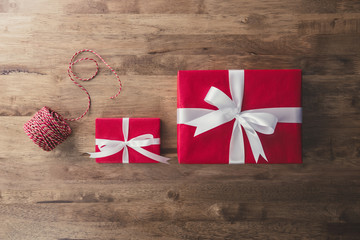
[0,0,360,239]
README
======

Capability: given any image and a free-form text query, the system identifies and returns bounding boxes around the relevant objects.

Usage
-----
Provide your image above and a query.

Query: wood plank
[1,54,360,76]
[3,219,346,240]
[0,34,308,57]
[2,33,360,57]
[1,185,360,238]
[1,0,360,14]
[1,13,360,37]
[3,202,360,223]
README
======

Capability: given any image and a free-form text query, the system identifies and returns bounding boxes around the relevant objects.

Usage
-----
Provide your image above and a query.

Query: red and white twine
[23,106,72,151]
[65,49,122,121]
[24,49,122,151]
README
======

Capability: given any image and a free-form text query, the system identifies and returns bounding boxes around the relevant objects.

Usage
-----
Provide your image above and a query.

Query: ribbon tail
[122,146,129,164]
[131,147,170,164]
[88,143,125,159]
[229,121,245,164]
[243,128,267,163]
[88,151,114,158]
[240,112,278,134]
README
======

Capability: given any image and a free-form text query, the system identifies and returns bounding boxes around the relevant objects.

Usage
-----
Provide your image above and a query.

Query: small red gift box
[177,70,302,164]
[89,118,169,164]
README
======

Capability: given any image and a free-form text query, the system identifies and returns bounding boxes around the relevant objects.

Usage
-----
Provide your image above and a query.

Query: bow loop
[205,87,237,110]
[186,86,241,136]
[89,139,126,159]
[238,112,278,135]
[128,134,160,148]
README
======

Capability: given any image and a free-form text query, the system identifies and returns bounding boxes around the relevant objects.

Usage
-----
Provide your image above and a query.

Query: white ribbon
[177,70,302,164]
[88,118,170,164]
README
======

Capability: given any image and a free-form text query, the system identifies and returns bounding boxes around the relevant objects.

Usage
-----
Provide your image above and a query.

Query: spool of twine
[23,49,122,151]
[24,106,71,151]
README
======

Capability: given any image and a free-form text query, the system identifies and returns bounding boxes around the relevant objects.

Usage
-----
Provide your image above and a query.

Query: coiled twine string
[24,49,122,151]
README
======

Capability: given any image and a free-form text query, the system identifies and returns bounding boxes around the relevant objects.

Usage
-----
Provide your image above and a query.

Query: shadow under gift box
[177,69,302,164]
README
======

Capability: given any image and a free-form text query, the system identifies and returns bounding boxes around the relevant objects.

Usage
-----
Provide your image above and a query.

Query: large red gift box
[90,118,169,164]
[177,70,302,164]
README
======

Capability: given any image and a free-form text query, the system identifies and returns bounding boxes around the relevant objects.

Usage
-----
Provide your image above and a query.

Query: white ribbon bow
[89,118,170,164]
[177,70,302,164]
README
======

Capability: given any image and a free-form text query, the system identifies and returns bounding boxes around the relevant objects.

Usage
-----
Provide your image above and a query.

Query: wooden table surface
[1,0,360,239]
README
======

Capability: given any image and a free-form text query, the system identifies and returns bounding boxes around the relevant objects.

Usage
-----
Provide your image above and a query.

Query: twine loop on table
[65,49,122,121]
[24,49,122,151]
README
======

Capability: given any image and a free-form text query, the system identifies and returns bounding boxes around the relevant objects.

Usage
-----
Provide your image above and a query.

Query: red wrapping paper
[95,118,161,163]
[177,70,302,164]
